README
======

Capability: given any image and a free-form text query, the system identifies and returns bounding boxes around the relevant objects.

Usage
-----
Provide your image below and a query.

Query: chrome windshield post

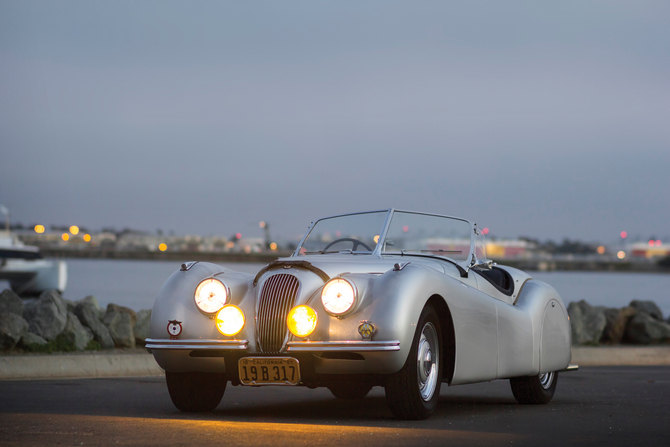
[372,208,394,256]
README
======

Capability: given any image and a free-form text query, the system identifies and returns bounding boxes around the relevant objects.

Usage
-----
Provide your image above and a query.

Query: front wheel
[385,304,442,420]
[166,371,227,412]
[510,371,558,404]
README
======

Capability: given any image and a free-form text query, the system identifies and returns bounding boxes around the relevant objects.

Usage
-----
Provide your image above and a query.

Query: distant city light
[648,240,655,247]
[226,241,235,248]
[270,242,277,250]
[374,235,380,243]
[236,232,242,239]
[62,233,69,241]
[69,226,79,235]
[83,234,91,242]
[656,240,662,246]
[482,228,489,235]
[403,225,409,232]
[597,246,606,254]
[34,225,45,234]
[617,251,626,259]
[259,221,266,229]
[159,243,167,251]
[620,231,627,239]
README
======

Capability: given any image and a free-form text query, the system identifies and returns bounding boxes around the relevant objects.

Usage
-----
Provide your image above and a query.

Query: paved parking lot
[1,366,668,446]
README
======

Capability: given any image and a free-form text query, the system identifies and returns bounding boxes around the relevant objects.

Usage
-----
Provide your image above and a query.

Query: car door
[471,268,535,379]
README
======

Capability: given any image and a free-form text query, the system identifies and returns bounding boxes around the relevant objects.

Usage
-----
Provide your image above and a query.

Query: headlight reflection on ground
[1,414,524,446]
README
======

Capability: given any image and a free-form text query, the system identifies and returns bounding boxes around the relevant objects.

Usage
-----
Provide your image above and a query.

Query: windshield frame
[293,208,475,266]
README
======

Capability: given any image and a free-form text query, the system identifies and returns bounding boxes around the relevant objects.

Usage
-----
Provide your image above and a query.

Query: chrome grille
[257,273,299,353]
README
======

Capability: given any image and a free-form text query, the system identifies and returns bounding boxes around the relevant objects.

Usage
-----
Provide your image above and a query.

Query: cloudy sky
[1,1,668,243]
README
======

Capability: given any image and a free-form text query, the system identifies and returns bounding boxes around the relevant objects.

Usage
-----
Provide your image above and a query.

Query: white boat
[0,205,67,295]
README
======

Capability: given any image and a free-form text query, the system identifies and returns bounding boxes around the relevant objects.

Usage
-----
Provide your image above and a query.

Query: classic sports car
[147,209,575,419]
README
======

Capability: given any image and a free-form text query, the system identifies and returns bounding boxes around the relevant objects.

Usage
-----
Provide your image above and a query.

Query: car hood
[274,254,448,277]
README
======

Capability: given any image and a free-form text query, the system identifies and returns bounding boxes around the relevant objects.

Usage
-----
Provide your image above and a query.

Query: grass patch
[86,339,102,351]
[21,335,102,353]
[22,334,77,353]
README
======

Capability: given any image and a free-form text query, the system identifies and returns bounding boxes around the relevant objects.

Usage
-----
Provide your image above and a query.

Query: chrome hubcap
[416,322,439,401]
[539,372,554,389]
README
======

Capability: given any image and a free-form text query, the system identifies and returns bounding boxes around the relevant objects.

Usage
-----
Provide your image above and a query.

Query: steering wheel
[323,238,372,252]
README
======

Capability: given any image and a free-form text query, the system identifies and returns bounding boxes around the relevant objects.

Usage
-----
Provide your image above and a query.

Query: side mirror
[477,259,494,270]
[468,258,493,272]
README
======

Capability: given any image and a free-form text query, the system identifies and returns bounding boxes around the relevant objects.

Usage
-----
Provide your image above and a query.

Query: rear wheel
[510,371,558,404]
[385,304,442,420]
[166,371,226,412]
[328,382,373,399]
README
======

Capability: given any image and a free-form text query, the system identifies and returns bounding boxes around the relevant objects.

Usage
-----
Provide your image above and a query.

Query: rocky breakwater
[0,288,151,353]
[569,299,670,345]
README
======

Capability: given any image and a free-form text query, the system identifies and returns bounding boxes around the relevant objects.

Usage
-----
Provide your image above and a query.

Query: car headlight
[287,305,318,338]
[321,278,357,315]
[194,278,228,314]
[215,305,245,336]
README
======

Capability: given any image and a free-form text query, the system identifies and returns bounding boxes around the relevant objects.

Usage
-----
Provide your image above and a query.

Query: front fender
[300,263,452,375]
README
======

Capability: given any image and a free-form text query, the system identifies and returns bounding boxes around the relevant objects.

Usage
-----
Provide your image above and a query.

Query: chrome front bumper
[145,339,249,350]
[145,338,400,352]
[287,340,400,352]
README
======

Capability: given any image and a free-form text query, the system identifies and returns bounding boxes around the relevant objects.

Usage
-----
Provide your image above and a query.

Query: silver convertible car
[147,209,575,419]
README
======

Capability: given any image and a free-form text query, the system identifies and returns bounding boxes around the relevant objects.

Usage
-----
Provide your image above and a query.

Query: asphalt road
[1,366,668,446]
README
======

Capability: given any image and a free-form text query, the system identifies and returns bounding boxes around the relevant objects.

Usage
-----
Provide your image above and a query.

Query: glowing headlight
[194,278,228,314]
[215,305,245,336]
[321,278,356,315]
[287,305,318,338]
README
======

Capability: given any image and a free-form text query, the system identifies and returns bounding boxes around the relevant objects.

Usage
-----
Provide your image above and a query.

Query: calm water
[3,260,669,318]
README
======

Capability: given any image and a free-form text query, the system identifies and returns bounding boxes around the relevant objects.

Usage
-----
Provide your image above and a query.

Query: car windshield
[382,211,472,262]
[298,211,387,254]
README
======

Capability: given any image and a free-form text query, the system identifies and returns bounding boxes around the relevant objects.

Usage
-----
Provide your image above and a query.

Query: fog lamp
[287,305,318,338]
[215,305,245,336]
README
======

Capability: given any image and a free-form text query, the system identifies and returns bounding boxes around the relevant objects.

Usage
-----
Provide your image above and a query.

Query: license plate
[238,357,300,385]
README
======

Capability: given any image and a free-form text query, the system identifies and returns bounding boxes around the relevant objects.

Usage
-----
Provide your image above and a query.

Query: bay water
[3,259,669,318]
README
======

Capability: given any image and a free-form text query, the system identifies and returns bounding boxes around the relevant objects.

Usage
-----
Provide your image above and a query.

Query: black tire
[385,304,443,420]
[510,371,558,404]
[165,371,227,412]
[328,383,373,400]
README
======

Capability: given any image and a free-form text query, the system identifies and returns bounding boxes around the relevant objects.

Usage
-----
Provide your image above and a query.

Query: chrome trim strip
[286,340,400,352]
[145,338,248,350]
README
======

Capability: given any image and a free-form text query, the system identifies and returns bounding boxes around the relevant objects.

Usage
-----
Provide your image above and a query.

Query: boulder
[625,313,670,344]
[0,313,29,350]
[629,300,663,321]
[103,310,135,348]
[23,290,68,341]
[79,295,101,309]
[601,307,637,344]
[134,309,152,346]
[74,300,115,349]
[61,312,94,351]
[105,303,137,326]
[19,331,48,348]
[0,289,24,315]
[64,298,76,313]
[567,300,607,345]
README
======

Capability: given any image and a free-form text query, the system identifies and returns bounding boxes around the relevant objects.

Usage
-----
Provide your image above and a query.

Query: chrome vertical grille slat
[257,273,299,353]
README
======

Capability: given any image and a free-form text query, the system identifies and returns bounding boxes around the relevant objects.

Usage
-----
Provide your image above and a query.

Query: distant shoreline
[39,249,670,273]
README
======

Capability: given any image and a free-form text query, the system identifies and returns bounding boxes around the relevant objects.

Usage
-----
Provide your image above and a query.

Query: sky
[1,1,668,244]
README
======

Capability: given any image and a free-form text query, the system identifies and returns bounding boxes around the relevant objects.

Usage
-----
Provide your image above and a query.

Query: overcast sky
[1,1,668,243]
